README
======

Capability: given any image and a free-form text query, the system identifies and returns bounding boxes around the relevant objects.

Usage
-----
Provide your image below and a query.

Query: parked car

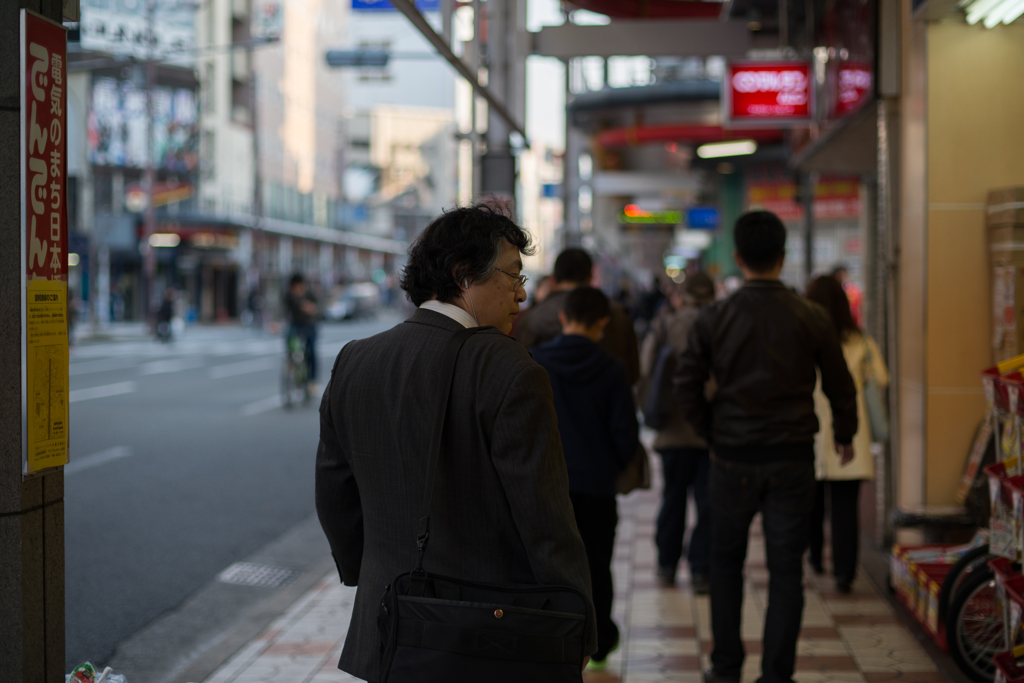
[323,282,381,321]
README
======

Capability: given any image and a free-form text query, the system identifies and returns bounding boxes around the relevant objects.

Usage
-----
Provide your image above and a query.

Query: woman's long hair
[806,275,859,340]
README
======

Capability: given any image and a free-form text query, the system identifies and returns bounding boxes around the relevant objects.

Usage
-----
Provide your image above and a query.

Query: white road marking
[240,395,283,417]
[70,358,137,376]
[139,358,205,375]
[64,446,133,475]
[209,357,277,379]
[69,381,137,403]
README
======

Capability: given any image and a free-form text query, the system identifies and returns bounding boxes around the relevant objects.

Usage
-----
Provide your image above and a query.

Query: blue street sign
[687,206,720,229]
[352,0,440,10]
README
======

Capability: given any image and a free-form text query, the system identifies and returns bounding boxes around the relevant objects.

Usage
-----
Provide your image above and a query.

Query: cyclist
[284,273,319,393]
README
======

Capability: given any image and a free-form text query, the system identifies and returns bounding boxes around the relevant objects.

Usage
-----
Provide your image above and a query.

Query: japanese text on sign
[24,12,67,283]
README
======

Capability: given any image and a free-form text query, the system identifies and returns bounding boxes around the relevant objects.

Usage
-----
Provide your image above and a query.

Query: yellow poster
[26,280,69,474]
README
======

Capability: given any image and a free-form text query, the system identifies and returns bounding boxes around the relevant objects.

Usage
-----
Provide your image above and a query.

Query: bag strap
[415,326,478,573]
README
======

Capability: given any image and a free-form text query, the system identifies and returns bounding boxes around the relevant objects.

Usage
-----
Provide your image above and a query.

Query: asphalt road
[65,315,402,671]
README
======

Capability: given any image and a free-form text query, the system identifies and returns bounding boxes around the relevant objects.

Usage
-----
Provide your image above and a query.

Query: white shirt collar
[420,300,478,329]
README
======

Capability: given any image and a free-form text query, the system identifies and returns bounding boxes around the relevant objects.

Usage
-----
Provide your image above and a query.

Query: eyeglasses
[495,267,529,290]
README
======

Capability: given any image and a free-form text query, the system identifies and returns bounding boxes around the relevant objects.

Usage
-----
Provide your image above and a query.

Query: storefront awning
[789,99,878,174]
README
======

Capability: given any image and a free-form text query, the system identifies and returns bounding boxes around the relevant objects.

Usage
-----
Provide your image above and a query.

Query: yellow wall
[922,22,1024,503]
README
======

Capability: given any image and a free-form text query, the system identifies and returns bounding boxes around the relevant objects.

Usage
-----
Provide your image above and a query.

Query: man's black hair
[289,273,305,287]
[400,204,535,307]
[553,248,593,284]
[734,211,787,273]
[562,286,610,328]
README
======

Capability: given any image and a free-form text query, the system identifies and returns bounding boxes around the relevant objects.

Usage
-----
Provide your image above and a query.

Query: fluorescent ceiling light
[965,0,1024,25]
[999,0,1024,22]
[696,140,758,159]
[149,233,181,248]
[966,0,1003,23]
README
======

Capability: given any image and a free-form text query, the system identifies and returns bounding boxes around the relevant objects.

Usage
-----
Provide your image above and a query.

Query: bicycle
[281,331,311,408]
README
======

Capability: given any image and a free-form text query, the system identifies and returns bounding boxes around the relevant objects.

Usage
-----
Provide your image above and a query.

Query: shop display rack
[890,356,1024,683]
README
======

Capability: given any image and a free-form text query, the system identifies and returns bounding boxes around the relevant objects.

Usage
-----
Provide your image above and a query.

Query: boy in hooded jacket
[532,286,640,671]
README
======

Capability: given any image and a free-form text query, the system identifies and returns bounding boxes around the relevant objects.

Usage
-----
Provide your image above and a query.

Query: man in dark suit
[316,205,598,682]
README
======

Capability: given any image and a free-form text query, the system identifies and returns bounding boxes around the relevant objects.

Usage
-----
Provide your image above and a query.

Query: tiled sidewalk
[202,459,944,683]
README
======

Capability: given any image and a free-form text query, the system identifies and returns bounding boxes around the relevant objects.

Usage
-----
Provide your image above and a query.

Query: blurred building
[68,0,409,325]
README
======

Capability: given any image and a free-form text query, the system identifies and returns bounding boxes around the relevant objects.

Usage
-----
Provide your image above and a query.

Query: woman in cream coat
[807,276,890,593]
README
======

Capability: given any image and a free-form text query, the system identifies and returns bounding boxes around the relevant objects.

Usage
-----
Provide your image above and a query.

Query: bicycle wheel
[940,545,995,623]
[282,361,297,409]
[946,565,1002,683]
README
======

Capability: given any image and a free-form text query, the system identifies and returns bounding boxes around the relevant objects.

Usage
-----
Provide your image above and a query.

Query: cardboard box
[993,260,1024,362]
[988,186,1024,227]
[991,225,1024,264]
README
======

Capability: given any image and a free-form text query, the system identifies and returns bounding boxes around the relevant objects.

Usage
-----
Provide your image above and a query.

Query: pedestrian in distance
[315,204,597,682]
[640,273,716,594]
[531,285,640,672]
[674,210,858,683]
[156,287,176,343]
[515,248,641,385]
[805,275,890,594]
[284,273,319,392]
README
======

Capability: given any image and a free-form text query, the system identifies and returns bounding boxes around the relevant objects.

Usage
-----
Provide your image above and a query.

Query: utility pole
[3,4,69,680]
[141,0,158,327]
[248,0,262,312]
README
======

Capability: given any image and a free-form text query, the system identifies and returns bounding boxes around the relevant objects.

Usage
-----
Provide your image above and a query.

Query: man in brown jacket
[515,248,640,384]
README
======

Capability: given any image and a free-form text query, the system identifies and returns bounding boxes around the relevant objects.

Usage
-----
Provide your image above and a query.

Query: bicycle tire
[940,545,994,623]
[946,564,1001,683]
[282,363,296,409]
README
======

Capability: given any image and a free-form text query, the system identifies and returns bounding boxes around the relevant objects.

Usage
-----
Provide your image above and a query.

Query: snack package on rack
[66,663,126,683]
[901,531,990,564]
[67,663,96,683]
[993,643,1024,683]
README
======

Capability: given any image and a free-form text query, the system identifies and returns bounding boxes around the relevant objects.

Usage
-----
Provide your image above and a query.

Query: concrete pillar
[1,3,67,681]
[562,61,583,249]
[278,236,293,278]
[97,246,110,324]
[479,0,521,200]
[319,243,333,289]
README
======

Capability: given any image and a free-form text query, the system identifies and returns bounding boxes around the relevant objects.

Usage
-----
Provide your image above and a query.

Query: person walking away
[674,211,858,683]
[316,205,597,682]
[515,248,641,384]
[805,276,889,594]
[156,288,175,343]
[640,273,716,593]
[832,265,864,328]
[532,286,639,672]
[284,274,319,392]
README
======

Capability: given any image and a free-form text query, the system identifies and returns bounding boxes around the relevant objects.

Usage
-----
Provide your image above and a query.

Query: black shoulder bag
[377,327,591,682]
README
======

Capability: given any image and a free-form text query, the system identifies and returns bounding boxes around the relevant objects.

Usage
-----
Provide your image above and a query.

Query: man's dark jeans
[709,455,816,683]
[569,492,619,660]
[655,448,710,576]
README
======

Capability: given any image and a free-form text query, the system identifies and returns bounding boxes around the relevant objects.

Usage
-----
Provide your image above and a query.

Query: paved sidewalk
[201,459,945,683]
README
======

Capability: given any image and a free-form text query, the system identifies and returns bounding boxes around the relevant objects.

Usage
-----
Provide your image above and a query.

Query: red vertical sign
[22,11,68,283]
[833,63,873,118]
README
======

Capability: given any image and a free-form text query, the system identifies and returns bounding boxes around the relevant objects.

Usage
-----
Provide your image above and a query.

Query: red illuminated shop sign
[724,61,813,127]
[833,63,873,117]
